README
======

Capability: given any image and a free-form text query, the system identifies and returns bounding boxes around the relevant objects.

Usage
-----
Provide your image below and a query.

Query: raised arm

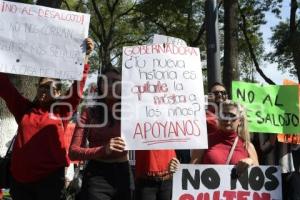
[0,73,31,123]
[59,38,94,117]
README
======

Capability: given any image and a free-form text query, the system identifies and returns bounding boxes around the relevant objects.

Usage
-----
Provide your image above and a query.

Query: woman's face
[100,71,121,100]
[36,78,61,104]
[219,105,241,132]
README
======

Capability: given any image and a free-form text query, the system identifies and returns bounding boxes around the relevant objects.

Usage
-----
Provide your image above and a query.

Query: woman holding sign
[189,100,259,175]
[0,38,94,200]
[69,67,134,200]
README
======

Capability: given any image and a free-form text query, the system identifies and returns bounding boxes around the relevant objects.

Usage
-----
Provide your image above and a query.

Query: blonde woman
[171,101,259,176]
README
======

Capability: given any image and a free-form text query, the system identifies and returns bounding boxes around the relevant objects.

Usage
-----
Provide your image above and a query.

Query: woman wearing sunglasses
[0,38,94,200]
[189,101,258,174]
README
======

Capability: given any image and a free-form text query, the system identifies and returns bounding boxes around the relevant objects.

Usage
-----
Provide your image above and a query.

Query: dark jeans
[80,160,134,200]
[135,178,172,200]
[288,172,300,200]
[10,167,65,200]
[282,172,300,200]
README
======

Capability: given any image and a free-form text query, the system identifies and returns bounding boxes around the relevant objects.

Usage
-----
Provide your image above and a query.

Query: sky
[256,0,298,84]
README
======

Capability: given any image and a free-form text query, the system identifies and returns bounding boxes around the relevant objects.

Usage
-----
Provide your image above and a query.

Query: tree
[267,0,300,82]
[136,0,206,48]
[232,0,283,84]
[63,0,150,88]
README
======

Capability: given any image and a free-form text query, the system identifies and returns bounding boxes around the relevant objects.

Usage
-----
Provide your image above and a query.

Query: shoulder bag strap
[225,136,239,165]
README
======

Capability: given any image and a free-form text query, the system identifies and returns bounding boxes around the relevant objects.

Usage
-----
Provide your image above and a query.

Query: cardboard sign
[232,81,300,134]
[278,79,300,143]
[153,34,187,46]
[121,44,207,150]
[0,0,90,80]
[172,164,282,200]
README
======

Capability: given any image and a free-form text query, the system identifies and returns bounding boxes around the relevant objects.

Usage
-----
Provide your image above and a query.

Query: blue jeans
[135,178,172,200]
[80,160,134,200]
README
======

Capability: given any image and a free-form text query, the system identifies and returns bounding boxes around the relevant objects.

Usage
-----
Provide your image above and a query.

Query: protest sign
[232,81,300,134]
[277,79,300,143]
[121,44,207,150]
[153,34,187,46]
[172,164,282,200]
[0,0,90,80]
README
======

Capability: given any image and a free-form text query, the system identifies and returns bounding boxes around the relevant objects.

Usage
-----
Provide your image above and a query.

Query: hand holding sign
[85,38,94,56]
[169,157,180,173]
[105,137,126,155]
[0,1,91,80]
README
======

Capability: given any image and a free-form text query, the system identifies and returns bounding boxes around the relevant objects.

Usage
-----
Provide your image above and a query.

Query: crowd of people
[0,38,299,200]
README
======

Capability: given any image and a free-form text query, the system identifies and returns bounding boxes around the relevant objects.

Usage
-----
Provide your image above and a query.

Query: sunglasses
[212,90,227,96]
[37,84,57,92]
[220,112,239,121]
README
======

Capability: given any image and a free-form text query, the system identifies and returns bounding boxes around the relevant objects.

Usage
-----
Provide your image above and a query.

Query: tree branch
[191,0,223,46]
[91,0,106,41]
[90,23,104,44]
[191,20,205,46]
[239,5,275,85]
[290,0,298,33]
[116,1,136,20]
[62,0,71,10]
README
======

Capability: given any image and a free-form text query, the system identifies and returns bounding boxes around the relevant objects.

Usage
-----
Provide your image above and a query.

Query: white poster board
[0,0,90,80]
[172,164,282,200]
[153,34,187,46]
[121,44,207,150]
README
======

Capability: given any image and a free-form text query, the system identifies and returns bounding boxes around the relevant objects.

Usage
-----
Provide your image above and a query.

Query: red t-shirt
[135,150,176,178]
[202,130,249,165]
[0,64,89,183]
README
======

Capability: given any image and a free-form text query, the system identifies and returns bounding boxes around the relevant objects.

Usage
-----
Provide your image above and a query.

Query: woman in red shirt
[69,68,133,200]
[190,100,259,175]
[0,38,93,200]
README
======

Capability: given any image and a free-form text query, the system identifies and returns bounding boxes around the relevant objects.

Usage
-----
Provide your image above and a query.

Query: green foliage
[267,21,298,75]
[135,0,205,47]
[62,0,148,73]
[58,0,297,81]
[237,0,283,81]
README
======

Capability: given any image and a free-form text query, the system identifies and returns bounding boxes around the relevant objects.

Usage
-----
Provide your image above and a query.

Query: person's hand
[235,158,254,176]
[169,157,180,173]
[85,38,94,56]
[105,137,126,155]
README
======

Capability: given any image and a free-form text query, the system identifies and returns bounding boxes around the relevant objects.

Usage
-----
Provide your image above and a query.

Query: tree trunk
[291,33,300,83]
[290,0,300,82]
[223,0,238,96]
[36,0,62,8]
